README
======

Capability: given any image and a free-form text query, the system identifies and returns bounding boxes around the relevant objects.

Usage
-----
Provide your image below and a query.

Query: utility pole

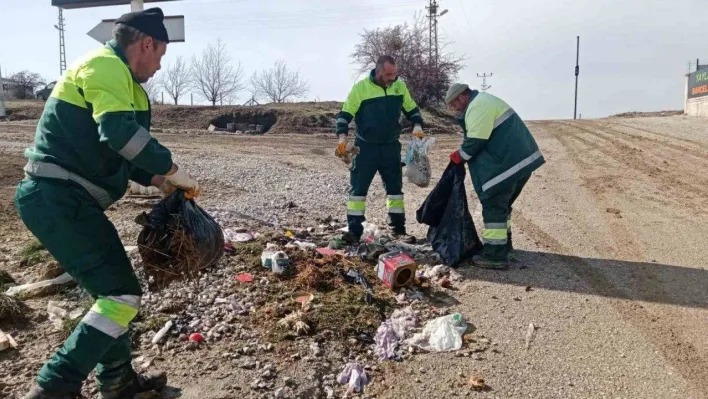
[574,36,580,120]
[0,64,6,118]
[477,73,493,92]
[425,0,448,67]
[55,8,67,76]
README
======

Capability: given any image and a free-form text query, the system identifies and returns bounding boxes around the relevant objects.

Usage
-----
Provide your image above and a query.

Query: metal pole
[161,92,164,104]
[574,36,580,120]
[131,0,144,11]
[0,64,6,118]
[190,93,193,106]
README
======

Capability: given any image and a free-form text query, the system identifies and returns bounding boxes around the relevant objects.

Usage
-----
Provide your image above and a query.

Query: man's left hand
[412,125,424,139]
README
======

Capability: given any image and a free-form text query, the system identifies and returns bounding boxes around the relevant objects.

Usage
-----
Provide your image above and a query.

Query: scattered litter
[342,268,374,304]
[395,288,425,304]
[374,307,417,360]
[236,273,254,283]
[292,291,314,309]
[284,231,295,238]
[123,245,138,253]
[376,252,417,289]
[46,301,83,329]
[404,136,435,187]
[337,363,369,396]
[5,273,74,297]
[328,237,346,250]
[525,323,536,350]
[362,222,381,243]
[223,228,255,243]
[293,241,316,250]
[270,252,291,275]
[277,311,310,335]
[407,313,468,352]
[189,332,204,343]
[0,329,18,352]
[151,320,174,344]
[468,376,489,391]
[316,247,342,256]
[136,190,224,284]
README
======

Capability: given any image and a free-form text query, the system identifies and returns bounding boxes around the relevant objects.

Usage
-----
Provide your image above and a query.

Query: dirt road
[0,115,706,398]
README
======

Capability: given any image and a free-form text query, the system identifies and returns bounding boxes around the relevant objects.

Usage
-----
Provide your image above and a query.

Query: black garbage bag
[136,190,224,283]
[416,162,483,266]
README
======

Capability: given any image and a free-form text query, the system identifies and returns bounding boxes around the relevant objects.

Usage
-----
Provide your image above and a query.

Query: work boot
[392,232,416,245]
[22,385,81,399]
[99,371,167,399]
[471,254,509,270]
[341,231,361,245]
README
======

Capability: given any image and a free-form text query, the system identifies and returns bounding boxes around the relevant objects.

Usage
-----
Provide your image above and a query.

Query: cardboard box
[376,252,417,289]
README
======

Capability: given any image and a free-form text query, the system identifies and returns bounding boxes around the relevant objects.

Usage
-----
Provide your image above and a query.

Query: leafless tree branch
[190,39,245,106]
[250,60,310,103]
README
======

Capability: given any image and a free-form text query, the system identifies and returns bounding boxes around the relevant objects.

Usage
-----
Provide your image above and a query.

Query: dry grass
[0,294,30,322]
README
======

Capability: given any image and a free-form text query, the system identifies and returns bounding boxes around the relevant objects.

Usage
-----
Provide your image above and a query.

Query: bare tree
[8,70,44,99]
[351,13,464,107]
[250,60,309,103]
[142,74,161,104]
[160,56,190,105]
[191,39,245,106]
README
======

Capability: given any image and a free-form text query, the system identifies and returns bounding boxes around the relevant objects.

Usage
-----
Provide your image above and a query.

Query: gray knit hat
[444,83,470,105]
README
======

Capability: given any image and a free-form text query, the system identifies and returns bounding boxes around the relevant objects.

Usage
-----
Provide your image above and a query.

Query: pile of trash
[136,191,224,286]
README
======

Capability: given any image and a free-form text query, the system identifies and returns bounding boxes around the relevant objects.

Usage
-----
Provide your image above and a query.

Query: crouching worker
[445,83,545,269]
[16,8,198,399]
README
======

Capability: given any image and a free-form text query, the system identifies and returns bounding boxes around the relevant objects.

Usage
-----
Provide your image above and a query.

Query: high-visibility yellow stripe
[483,228,508,241]
[347,201,366,211]
[387,199,405,209]
[91,298,139,328]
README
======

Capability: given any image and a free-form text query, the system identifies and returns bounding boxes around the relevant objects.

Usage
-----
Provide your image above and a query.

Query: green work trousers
[347,140,405,238]
[477,174,530,261]
[14,178,141,394]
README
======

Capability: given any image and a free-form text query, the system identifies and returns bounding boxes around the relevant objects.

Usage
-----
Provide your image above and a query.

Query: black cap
[115,7,169,43]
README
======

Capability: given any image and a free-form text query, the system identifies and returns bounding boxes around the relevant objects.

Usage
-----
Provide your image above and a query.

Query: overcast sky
[0,0,704,119]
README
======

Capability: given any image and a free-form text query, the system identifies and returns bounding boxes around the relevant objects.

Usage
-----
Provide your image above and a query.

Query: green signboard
[687,70,708,99]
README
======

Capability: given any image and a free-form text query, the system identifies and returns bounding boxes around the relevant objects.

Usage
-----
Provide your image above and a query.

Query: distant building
[1,77,33,99]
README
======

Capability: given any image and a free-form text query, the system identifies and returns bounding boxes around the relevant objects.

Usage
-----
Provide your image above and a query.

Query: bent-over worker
[16,8,198,399]
[445,83,545,269]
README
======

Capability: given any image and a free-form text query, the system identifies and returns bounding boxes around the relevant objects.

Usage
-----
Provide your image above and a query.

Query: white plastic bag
[407,313,467,352]
[404,137,435,187]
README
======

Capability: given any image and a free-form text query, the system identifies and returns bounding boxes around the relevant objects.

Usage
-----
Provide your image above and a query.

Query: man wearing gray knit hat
[445,83,545,269]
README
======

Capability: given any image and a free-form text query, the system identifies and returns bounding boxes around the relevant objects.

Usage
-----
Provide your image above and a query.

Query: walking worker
[335,55,424,243]
[16,8,198,399]
[445,83,545,269]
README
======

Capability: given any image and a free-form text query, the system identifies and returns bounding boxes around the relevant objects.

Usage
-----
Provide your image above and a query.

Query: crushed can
[261,251,274,268]
[271,251,291,275]
[376,251,417,289]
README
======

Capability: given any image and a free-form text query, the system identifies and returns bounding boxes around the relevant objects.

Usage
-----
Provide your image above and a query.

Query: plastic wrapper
[406,313,467,352]
[416,162,483,266]
[136,191,224,285]
[404,137,435,187]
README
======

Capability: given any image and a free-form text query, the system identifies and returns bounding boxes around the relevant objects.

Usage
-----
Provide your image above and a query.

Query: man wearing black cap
[17,8,196,399]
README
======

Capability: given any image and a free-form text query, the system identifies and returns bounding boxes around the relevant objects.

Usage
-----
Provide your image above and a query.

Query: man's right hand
[160,164,199,196]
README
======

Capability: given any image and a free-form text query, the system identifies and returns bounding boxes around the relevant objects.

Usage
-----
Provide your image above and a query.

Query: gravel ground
[0,115,707,398]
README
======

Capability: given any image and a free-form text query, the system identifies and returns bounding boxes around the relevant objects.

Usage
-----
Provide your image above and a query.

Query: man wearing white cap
[445,83,545,269]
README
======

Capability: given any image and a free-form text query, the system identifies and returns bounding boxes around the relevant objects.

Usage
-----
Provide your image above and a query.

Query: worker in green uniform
[445,83,545,269]
[16,8,198,399]
[335,55,424,243]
